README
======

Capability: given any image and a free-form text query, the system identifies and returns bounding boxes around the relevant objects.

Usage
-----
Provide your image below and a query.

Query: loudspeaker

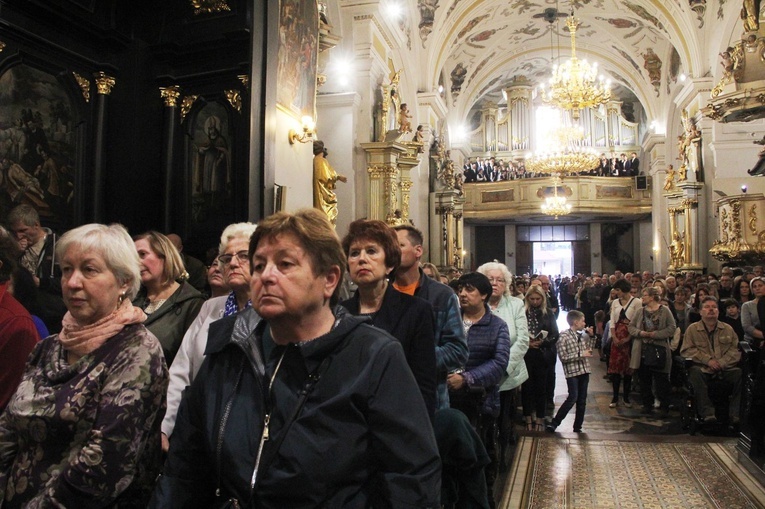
[635,175,648,190]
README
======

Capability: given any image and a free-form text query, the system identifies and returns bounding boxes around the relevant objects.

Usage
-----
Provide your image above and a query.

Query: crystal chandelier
[525,145,599,174]
[539,12,611,120]
[541,174,572,219]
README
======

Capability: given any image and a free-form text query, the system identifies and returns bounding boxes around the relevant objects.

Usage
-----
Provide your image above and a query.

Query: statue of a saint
[742,0,761,32]
[313,140,347,226]
[669,230,685,268]
[663,165,676,191]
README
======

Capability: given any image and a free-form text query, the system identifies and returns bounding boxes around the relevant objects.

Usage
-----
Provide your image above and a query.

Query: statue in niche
[741,0,761,32]
[312,140,347,226]
[663,165,676,191]
[669,229,685,268]
[678,109,702,180]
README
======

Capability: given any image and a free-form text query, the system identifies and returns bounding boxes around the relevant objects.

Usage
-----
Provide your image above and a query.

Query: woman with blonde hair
[132,231,204,363]
[521,284,558,430]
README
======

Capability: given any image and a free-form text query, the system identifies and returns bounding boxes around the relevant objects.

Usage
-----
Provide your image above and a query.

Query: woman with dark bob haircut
[340,219,437,418]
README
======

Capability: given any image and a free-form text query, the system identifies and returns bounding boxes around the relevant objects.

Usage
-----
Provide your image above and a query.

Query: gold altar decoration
[191,0,230,15]
[540,173,572,219]
[667,199,696,270]
[72,72,91,103]
[94,72,116,95]
[0,41,6,52]
[539,12,611,120]
[180,95,199,123]
[709,193,765,263]
[160,86,181,107]
[225,89,241,113]
[238,74,249,90]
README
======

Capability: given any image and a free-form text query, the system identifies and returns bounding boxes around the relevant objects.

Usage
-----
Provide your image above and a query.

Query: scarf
[58,299,147,357]
[224,291,251,317]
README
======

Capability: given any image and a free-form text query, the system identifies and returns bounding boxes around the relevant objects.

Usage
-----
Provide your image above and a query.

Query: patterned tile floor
[496,312,764,508]
[500,436,765,509]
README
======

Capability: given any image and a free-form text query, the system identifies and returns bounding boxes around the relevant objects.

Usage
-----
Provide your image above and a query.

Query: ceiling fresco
[392,0,745,122]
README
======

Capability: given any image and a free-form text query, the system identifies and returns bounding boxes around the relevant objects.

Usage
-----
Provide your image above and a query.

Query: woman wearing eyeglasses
[132,231,205,364]
[160,223,258,452]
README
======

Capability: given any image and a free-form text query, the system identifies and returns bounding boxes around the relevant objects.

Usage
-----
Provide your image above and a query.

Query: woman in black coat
[341,219,437,419]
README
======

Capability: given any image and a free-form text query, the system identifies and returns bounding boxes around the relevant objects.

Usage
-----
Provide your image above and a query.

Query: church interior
[2,0,765,506]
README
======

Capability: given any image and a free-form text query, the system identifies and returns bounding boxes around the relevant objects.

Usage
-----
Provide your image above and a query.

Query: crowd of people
[462,152,641,182]
[0,200,763,508]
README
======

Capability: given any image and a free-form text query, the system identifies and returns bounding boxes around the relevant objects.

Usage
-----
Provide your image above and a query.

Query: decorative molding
[180,95,199,123]
[94,72,116,95]
[72,72,91,103]
[225,89,241,112]
[191,0,230,15]
[160,86,181,107]
[238,74,249,90]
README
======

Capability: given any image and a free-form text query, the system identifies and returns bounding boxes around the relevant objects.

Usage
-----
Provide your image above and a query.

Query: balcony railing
[462,175,651,220]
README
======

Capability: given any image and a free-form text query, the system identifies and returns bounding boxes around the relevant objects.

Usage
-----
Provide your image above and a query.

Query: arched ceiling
[409,0,712,122]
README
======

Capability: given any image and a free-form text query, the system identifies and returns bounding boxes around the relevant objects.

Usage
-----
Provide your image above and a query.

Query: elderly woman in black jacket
[340,219,436,419]
[151,209,440,508]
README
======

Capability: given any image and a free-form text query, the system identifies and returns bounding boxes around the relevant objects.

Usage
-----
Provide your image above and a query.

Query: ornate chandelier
[539,12,611,120]
[541,174,572,219]
[525,145,600,174]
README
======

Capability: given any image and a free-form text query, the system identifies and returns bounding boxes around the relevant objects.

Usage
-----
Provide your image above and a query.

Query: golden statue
[313,140,347,226]
[742,0,761,32]
[663,165,675,191]
[677,164,688,182]
[669,230,685,268]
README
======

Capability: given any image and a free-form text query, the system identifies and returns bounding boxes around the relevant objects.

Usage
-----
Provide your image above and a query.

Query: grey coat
[628,305,676,373]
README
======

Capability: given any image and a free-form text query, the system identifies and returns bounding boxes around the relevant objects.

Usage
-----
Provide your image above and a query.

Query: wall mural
[276,0,318,121]
[189,101,233,224]
[0,65,76,229]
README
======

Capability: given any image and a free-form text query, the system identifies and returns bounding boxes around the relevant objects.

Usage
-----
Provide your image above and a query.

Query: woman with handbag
[628,287,677,416]
[608,279,639,408]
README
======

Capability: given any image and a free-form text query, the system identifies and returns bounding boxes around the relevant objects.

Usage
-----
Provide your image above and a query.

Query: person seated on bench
[680,296,742,424]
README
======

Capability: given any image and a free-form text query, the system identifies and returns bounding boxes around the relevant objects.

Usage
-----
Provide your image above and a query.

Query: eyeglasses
[488,278,506,284]
[217,250,249,266]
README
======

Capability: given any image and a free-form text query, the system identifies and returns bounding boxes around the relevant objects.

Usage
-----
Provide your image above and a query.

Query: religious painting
[188,101,234,224]
[0,65,77,230]
[276,0,319,121]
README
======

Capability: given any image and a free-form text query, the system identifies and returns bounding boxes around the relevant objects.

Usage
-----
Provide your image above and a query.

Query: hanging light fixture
[541,173,572,219]
[525,124,600,174]
[539,11,611,120]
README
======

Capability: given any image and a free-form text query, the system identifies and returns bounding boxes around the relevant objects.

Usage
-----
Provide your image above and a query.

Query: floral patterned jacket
[0,324,168,509]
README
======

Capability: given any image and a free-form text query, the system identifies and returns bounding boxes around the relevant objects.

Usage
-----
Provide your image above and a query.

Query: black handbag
[641,342,667,368]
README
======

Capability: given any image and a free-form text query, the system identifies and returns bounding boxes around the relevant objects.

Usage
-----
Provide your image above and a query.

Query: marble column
[93,72,115,222]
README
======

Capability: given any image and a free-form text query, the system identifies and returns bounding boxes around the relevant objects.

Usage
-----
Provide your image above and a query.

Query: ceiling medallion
[541,174,572,219]
[539,12,611,120]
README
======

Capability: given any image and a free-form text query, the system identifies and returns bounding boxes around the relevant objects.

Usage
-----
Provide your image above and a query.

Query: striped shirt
[557,328,592,378]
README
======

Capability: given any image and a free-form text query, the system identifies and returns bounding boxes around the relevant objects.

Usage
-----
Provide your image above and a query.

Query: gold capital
[225,89,241,112]
[180,95,199,123]
[94,72,116,95]
[160,86,181,107]
[191,0,230,15]
[72,72,91,103]
[238,74,250,89]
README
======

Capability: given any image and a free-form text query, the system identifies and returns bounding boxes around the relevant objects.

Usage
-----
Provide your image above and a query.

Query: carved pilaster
[361,141,422,223]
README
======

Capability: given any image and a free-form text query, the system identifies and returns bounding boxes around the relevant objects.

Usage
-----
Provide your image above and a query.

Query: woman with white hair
[477,262,528,460]
[160,222,259,451]
[0,223,168,508]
